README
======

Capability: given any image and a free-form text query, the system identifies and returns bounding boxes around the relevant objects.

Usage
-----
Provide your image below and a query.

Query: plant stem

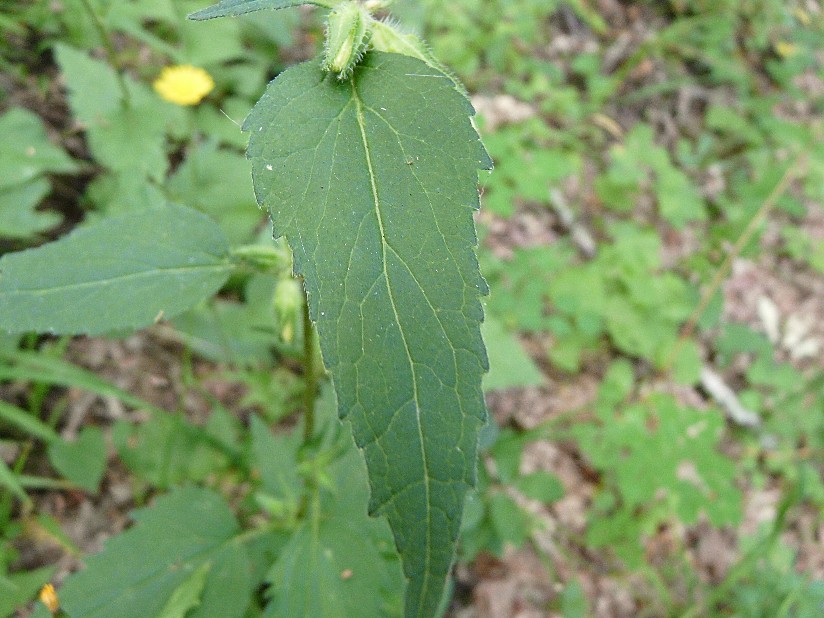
[0,441,34,528]
[664,154,806,371]
[302,285,316,443]
[78,0,131,106]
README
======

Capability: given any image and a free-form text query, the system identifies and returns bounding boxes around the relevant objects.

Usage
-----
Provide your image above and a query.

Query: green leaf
[0,457,29,504]
[0,399,61,443]
[47,426,107,493]
[157,562,212,618]
[84,171,167,216]
[514,471,564,503]
[577,394,742,536]
[0,350,166,414]
[0,566,57,617]
[85,104,168,181]
[245,52,491,617]
[0,107,78,190]
[0,204,234,335]
[112,413,228,488]
[487,493,529,549]
[188,0,332,21]
[58,487,252,618]
[171,299,277,364]
[166,142,261,244]
[54,43,124,125]
[54,44,172,181]
[265,434,403,617]
[0,179,61,239]
[481,315,543,391]
[250,414,301,503]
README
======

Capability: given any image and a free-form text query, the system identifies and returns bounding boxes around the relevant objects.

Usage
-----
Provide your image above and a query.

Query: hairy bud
[323,2,372,80]
[273,277,303,343]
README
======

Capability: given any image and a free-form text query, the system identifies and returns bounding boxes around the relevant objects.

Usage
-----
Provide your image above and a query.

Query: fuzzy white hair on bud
[322,2,373,80]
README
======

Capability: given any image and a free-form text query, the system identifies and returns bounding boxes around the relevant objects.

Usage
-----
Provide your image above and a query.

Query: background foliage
[0,0,823,616]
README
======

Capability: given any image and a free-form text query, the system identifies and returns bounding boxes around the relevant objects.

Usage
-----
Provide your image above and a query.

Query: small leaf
[188,0,332,21]
[265,441,403,617]
[0,457,28,504]
[0,566,57,618]
[85,104,168,181]
[481,315,543,391]
[58,487,252,618]
[0,399,61,444]
[47,426,107,493]
[246,52,491,617]
[514,471,565,503]
[54,43,124,124]
[0,204,234,335]
[0,108,78,190]
[112,413,227,488]
[250,414,301,502]
[487,493,529,549]
[0,179,61,240]
[166,142,260,243]
[54,44,171,181]
[157,562,212,618]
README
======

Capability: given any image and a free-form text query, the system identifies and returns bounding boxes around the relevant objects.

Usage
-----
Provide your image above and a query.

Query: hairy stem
[302,286,316,443]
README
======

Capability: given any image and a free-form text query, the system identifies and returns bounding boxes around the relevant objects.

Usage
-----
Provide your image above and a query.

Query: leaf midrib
[0,263,232,297]
[351,79,434,609]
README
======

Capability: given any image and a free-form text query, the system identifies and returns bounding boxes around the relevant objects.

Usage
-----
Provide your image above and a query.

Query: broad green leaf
[245,52,491,617]
[265,431,403,617]
[47,426,107,493]
[85,104,168,181]
[188,0,333,21]
[84,170,167,216]
[0,204,234,335]
[58,487,252,618]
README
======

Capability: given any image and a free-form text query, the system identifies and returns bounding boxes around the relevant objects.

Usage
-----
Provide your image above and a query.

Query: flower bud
[273,277,303,344]
[39,584,60,615]
[323,2,372,80]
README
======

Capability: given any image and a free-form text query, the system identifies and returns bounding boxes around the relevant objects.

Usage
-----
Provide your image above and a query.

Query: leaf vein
[351,79,435,608]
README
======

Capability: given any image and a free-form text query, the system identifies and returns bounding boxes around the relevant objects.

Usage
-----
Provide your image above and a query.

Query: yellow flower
[153,65,214,106]
[39,583,60,614]
[775,41,799,58]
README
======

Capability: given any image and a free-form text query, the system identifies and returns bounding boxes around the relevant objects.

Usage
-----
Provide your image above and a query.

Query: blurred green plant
[1,0,823,616]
